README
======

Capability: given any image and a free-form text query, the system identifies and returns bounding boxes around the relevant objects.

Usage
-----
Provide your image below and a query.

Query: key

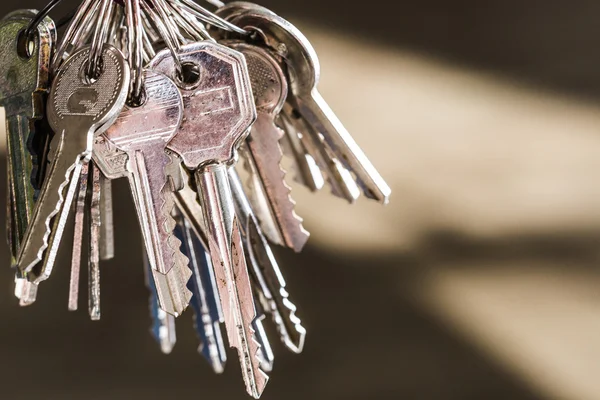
[87,163,102,320]
[68,162,90,311]
[173,206,227,373]
[144,248,177,354]
[17,44,130,282]
[227,41,309,252]
[0,10,55,303]
[281,104,360,202]
[104,70,191,317]
[150,41,268,398]
[277,111,325,193]
[216,5,391,203]
[229,169,306,353]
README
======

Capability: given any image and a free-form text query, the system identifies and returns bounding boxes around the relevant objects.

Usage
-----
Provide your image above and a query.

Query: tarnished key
[87,163,102,320]
[17,45,129,282]
[216,4,391,203]
[144,248,177,354]
[227,41,309,252]
[99,172,114,260]
[173,206,227,373]
[229,169,306,353]
[105,70,191,317]
[150,41,268,398]
[0,10,55,304]
[281,104,360,202]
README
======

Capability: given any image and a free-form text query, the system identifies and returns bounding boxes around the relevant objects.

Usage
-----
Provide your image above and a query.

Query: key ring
[125,0,145,104]
[87,0,115,79]
[23,0,63,40]
[142,0,184,77]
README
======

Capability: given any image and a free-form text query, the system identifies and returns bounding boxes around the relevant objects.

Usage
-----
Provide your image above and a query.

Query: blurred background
[2,0,600,399]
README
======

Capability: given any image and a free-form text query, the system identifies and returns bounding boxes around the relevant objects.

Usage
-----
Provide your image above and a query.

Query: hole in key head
[176,62,201,88]
[16,29,35,60]
[79,58,104,85]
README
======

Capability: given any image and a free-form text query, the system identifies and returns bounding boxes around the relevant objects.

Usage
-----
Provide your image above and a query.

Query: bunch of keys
[0,0,390,397]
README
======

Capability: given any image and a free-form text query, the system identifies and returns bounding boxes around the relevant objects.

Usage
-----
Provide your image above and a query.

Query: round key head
[149,41,256,169]
[104,70,183,152]
[225,41,288,116]
[214,6,320,97]
[47,44,130,136]
[0,10,55,109]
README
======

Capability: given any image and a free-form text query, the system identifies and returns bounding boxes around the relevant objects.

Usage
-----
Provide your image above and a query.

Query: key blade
[196,164,268,398]
[293,91,391,203]
[144,249,177,354]
[245,115,309,252]
[174,209,227,373]
[230,168,306,353]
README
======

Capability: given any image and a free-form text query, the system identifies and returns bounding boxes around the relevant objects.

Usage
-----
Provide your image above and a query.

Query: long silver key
[173,206,227,373]
[99,172,114,260]
[229,169,306,353]
[0,10,55,304]
[150,41,268,398]
[217,5,391,203]
[228,41,309,252]
[105,70,191,317]
[17,45,129,282]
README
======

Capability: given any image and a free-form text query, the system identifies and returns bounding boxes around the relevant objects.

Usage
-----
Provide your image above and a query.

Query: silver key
[228,41,309,252]
[173,205,227,373]
[229,169,306,353]
[17,44,129,282]
[104,70,191,317]
[217,5,391,203]
[0,10,55,303]
[253,312,274,373]
[150,41,268,398]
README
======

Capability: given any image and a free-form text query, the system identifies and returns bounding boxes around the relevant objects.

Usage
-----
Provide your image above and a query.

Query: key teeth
[245,124,310,252]
[157,156,193,316]
[27,158,80,279]
[248,323,270,399]
[274,291,307,354]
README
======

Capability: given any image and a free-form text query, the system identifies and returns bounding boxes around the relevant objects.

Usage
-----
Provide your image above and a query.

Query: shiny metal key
[229,169,306,353]
[0,10,55,303]
[280,104,360,202]
[216,5,391,203]
[173,205,227,373]
[17,45,129,282]
[150,41,268,398]
[227,41,309,252]
[105,70,191,317]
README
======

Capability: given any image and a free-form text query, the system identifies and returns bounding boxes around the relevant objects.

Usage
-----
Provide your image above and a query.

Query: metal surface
[229,41,309,252]
[17,45,129,282]
[104,70,191,317]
